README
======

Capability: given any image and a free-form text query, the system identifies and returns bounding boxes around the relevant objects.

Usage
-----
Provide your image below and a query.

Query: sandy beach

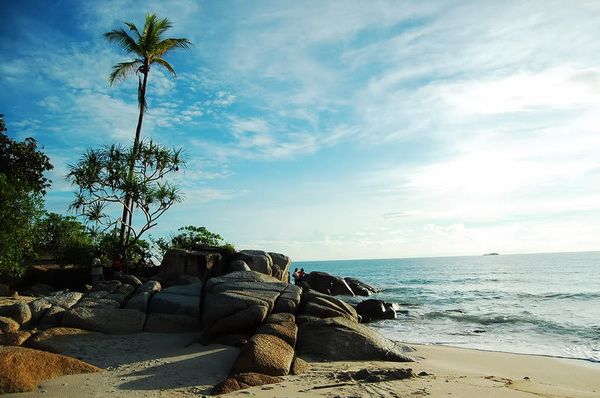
[4,332,598,397]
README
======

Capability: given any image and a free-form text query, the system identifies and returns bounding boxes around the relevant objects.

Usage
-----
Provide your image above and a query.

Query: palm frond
[104,28,141,55]
[124,22,142,41]
[154,38,192,57]
[153,58,176,76]
[109,60,143,86]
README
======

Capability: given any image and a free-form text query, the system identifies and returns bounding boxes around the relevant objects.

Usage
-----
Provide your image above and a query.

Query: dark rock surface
[202,271,301,338]
[301,289,358,322]
[296,316,414,362]
[303,271,355,296]
[158,248,223,284]
[344,277,378,296]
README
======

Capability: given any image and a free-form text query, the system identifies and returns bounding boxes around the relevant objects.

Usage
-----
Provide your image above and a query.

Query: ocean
[296,251,600,362]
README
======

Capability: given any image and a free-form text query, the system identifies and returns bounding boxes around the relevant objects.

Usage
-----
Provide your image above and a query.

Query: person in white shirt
[91,252,104,283]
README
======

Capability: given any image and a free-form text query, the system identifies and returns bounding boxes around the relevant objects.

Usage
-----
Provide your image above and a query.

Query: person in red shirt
[112,254,123,277]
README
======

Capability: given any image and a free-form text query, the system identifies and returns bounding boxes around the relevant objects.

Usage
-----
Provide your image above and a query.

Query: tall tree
[67,140,184,270]
[0,114,53,278]
[104,14,191,256]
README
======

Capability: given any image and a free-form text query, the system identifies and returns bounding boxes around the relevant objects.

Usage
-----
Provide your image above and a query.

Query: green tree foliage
[67,140,184,264]
[104,14,191,250]
[0,115,54,277]
[151,226,234,258]
[35,212,94,265]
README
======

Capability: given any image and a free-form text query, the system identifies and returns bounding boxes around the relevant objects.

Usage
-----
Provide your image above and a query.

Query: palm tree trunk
[119,63,149,270]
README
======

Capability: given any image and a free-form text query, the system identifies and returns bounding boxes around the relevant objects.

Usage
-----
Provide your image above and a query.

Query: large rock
[76,297,121,309]
[125,292,150,313]
[255,321,297,347]
[304,272,355,296]
[228,260,251,272]
[202,271,301,338]
[38,305,65,327]
[356,299,397,322]
[62,307,146,334]
[0,303,31,326]
[148,282,202,317]
[344,277,378,296]
[144,313,201,333]
[269,252,291,282]
[231,333,294,376]
[137,280,161,294]
[158,248,223,283]
[28,298,52,324]
[301,289,358,322]
[296,316,414,362]
[0,346,100,393]
[0,331,31,347]
[27,327,96,354]
[0,316,19,333]
[234,250,273,276]
[45,291,83,309]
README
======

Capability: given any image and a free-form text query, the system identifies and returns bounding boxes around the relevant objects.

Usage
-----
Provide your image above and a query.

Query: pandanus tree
[67,141,184,266]
[104,13,191,258]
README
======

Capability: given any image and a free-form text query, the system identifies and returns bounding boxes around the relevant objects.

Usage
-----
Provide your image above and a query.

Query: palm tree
[104,13,191,263]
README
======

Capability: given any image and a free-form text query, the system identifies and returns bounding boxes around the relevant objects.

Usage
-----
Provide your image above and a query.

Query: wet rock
[344,277,378,296]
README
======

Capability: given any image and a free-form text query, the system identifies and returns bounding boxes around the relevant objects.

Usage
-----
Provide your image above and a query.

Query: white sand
[5,333,600,397]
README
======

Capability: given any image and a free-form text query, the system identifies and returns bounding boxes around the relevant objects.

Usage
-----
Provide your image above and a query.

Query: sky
[1,0,600,261]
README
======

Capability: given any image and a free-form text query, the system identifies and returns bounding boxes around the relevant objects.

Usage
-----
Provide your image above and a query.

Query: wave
[422,310,597,338]
[516,292,600,300]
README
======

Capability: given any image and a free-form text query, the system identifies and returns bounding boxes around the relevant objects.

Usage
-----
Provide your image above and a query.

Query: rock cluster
[0,249,413,395]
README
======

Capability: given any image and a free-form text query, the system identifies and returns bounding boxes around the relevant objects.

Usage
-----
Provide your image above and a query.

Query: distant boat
[483,252,499,256]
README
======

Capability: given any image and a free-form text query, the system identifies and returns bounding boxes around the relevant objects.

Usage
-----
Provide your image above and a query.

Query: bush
[151,225,234,259]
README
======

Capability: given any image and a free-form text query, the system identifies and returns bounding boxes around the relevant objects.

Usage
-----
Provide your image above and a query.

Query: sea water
[296,251,600,362]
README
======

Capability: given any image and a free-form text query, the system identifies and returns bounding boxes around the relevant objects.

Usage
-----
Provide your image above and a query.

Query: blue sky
[2,0,600,260]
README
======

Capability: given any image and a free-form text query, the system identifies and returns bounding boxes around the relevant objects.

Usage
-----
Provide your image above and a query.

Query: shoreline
[397,340,600,365]
[4,332,599,397]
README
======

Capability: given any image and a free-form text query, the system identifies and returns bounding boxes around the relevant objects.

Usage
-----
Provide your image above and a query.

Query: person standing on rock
[112,254,124,278]
[292,268,300,284]
[91,252,104,283]
[298,268,306,281]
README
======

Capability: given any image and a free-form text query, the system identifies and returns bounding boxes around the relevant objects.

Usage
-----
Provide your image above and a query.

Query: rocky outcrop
[148,282,202,317]
[296,316,414,362]
[202,271,301,338]
[228,260,251,272]
[356,299,397,322]
[28,298,52,324]
[234,250,273,276]
[344,277,378,296]
[45,291,83,309]
[269,252,291,282]
[0,303,31,326]
[301,289,359,322]
[303,271,355,296]
[0,346,100,394]
[231,333,295,376]
[62,307,145,334]
[158,248,223,284]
